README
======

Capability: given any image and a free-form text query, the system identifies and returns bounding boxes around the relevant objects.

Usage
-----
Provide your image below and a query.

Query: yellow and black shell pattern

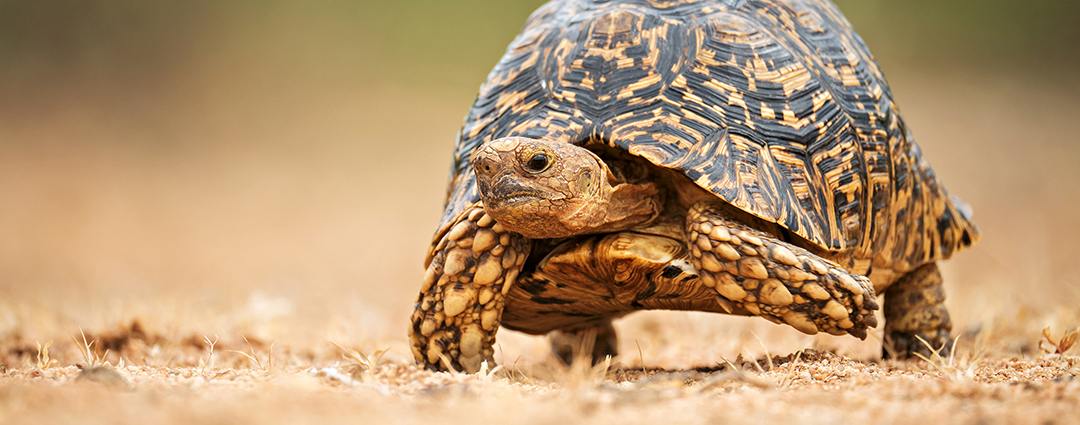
[437,0,979,273]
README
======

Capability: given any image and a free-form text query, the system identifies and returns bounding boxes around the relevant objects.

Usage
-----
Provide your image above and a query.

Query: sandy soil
[0,332,1077,424]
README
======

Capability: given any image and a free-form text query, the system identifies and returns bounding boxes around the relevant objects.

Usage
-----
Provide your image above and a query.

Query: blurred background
[1,0,1078,366]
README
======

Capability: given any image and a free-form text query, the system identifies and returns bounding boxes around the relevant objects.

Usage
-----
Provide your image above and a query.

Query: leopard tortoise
[410,0,980,373]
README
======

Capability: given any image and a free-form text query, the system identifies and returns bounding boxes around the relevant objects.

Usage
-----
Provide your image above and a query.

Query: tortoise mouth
[487,191,550,209]
[480,174,565,209]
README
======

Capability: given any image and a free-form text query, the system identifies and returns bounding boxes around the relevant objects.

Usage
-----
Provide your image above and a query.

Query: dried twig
[1040,327,1078,355]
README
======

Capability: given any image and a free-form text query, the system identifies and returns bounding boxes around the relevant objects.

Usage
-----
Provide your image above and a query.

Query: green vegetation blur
[2,0,1077,101]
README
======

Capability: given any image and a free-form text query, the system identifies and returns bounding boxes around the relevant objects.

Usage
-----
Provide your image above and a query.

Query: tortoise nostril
[478,159,498,177]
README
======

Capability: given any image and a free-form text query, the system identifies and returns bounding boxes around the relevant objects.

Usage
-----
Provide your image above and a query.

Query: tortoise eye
[525,153,550,173]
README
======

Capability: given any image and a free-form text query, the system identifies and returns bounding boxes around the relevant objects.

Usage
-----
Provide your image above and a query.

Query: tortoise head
[472,137,662,239]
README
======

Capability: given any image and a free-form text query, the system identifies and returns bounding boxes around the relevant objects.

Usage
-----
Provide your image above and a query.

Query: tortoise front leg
[686,203,879,338]
[409,205,530,373]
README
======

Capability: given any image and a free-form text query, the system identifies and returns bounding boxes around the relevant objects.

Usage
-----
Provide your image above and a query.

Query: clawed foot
[410,205,531,373]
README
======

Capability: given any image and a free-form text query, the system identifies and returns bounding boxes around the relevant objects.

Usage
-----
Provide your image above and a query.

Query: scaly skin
[409,204,530,373]
[413,203,880,370]
[883,263,952,359]
[498,224,879,363]
[686,203,879,339]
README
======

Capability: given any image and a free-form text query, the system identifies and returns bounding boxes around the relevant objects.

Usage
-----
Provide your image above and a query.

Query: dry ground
[2,67,1079,424]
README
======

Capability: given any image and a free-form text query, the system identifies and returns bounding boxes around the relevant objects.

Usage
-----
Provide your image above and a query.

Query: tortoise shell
[435,0,978,273]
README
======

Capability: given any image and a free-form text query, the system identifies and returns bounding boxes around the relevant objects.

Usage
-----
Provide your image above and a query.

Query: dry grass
[1,56,1079,424]
[1,330,1078,425]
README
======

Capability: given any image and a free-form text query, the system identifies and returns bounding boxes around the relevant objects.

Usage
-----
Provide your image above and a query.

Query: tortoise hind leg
[409,205,531,373]
[883,263,953,359]
[686,203,879,338]
[548,321,619,366]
